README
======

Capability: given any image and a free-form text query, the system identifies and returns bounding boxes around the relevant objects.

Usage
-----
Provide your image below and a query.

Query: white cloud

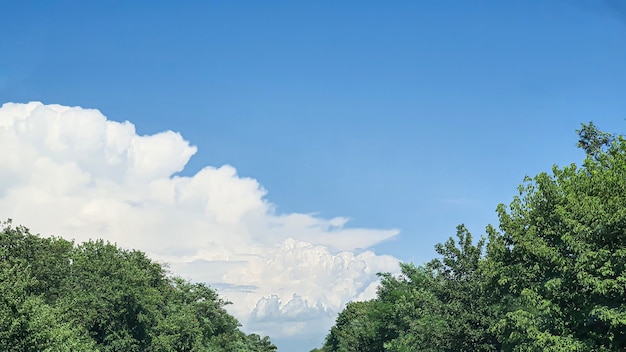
[0,102,400,343]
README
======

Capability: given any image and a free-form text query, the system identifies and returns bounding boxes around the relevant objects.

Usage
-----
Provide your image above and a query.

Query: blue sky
[2,1,626,350]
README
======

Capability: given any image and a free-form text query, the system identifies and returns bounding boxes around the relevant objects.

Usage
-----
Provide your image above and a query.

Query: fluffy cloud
[0,102,400,342]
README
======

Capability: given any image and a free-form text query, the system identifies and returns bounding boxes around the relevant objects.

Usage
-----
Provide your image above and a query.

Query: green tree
[320,226,499,352]
[322,300,383,352]
[423,225,500,351]
[376,264,445,352]
[485,124,626,350]
[576,121,614,160]
[0,222,96,351]
[317,122,626,352]
[58,240,168,351]
[245,333,278,352]
[0,220,277,352]
[379,226,499,352]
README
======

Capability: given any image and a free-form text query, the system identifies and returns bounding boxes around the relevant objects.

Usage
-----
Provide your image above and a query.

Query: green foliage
[321,226,499,352]
[0,221,97,351]
[322,300,383,352]
[576,121,615,160]
[487,127,626,350]
[0,220,276,352]
[317,123,626,351]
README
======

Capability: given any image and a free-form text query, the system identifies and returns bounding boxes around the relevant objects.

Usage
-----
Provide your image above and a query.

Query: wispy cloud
[437,197,479,206]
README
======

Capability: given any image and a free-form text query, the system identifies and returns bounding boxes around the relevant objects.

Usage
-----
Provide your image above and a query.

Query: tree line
[0,221,277,351]
[313,123,626,351]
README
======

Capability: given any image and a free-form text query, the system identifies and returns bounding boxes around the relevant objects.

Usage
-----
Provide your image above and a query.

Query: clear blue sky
[2,0,626,349]
[3,0,626,261]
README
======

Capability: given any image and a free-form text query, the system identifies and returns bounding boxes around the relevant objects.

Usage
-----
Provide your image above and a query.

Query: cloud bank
[0,102,400,342]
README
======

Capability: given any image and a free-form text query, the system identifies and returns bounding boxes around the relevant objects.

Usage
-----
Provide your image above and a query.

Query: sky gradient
[2,1,626,351]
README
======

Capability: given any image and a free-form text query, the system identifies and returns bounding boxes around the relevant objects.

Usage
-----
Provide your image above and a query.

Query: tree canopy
[0,220,277,352]
[315,122,626,351]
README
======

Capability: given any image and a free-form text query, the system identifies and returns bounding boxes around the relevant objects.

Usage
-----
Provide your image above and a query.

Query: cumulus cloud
[0,102,400,341]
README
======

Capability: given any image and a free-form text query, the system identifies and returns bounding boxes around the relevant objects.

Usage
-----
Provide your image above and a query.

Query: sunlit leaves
[317,123,626,351]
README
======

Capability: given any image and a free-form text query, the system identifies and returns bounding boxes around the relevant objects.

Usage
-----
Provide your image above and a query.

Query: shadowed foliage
[0,220,276,352]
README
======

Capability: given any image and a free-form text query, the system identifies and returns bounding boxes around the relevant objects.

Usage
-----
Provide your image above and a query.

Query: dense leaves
[0,220,276,352]
[316,123,626,351]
